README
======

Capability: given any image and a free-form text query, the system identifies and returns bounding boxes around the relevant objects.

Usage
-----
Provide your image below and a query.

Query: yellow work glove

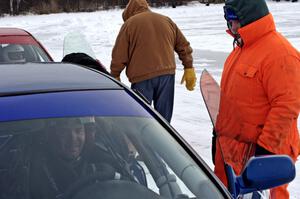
[181,68,196,91]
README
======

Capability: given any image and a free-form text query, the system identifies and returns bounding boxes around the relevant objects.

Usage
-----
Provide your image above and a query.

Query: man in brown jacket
[110,0,196,122]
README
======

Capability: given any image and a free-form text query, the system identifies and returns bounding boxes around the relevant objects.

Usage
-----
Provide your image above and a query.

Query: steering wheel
[63,163,116,199]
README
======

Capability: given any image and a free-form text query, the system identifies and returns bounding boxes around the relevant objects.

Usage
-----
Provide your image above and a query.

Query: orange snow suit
[215,14,300,198]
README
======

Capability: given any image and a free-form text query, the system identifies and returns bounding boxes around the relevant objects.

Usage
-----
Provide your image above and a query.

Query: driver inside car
[30,118,117,199]
[1,44,26,63]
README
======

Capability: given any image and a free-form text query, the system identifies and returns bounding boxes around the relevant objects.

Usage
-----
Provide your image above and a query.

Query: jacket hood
[224,0,269,27]
[122,0,150,22]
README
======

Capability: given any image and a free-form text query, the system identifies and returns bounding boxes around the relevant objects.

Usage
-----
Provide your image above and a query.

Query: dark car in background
[0,28,53,63]
[0,63,295,199]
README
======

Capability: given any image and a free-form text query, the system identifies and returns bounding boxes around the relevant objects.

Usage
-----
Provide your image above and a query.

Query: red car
[0,28,53,63]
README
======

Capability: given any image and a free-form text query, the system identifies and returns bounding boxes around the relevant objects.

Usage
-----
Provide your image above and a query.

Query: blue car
[0,63,295,199]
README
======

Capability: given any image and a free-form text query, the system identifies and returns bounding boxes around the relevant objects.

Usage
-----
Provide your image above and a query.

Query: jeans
[131,74,175,122]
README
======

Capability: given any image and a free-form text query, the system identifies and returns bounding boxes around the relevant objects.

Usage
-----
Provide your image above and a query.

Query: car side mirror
[226,155,295,198]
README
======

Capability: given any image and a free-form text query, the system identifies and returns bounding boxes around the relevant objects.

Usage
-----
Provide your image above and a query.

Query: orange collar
[226,14,276,48]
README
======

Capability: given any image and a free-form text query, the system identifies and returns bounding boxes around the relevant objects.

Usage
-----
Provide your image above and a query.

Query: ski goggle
[223,6,238,21]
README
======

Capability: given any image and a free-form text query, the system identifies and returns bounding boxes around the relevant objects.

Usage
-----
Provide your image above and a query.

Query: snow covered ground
[1,0,300,197]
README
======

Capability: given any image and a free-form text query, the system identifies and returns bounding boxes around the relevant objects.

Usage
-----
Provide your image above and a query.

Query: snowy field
[1,0,300,197]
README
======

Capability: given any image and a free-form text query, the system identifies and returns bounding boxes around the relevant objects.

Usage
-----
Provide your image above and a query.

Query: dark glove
[255,144,274,156]
[212,129,217,165]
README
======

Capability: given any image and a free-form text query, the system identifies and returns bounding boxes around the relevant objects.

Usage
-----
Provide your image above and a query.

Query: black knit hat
[62,52,110,75]
[224,0,269,27]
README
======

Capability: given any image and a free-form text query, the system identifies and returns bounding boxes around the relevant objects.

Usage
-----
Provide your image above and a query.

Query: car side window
[0,44,50,63]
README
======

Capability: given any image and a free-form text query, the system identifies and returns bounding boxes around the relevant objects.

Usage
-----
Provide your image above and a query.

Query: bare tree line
[0,0,225,16]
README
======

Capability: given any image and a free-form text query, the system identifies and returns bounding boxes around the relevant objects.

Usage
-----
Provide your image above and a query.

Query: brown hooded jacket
[110,0,193,83]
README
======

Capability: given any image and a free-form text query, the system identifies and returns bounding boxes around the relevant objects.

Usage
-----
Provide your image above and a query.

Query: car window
[0,44,51,63]
[0,117,225,199]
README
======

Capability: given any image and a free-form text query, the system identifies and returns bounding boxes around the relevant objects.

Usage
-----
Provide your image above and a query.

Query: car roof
[0,28,41,45]
[0,28,30,36]
[0,63,122,96]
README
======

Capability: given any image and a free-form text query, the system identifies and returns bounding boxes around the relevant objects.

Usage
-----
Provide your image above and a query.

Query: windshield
[0,116,224,199]
[0,44,51,63]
